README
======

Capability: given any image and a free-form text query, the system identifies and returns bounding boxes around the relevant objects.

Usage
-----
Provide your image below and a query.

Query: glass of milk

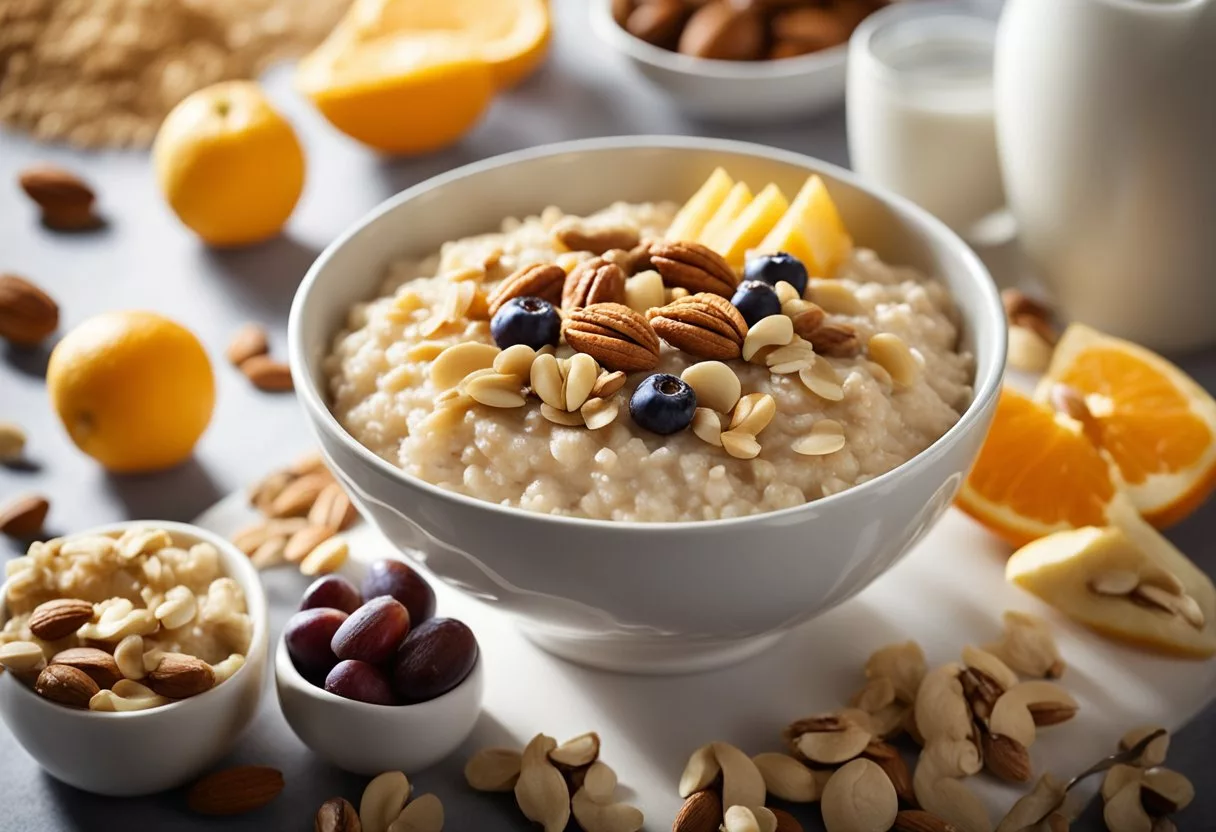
[847,2,1006,241]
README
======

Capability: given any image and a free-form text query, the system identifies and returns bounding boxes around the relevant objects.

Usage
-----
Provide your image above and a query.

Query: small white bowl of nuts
[0,521,269,796]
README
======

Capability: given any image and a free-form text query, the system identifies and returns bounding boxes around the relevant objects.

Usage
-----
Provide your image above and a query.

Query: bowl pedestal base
[519,626,787,675]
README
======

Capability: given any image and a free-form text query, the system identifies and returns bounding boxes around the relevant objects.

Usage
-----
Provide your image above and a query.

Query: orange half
[956,388,1122,547]
[1036,324,1216,527]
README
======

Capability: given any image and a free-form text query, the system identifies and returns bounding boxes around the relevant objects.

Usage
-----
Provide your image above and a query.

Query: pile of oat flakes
[0,0,349,148]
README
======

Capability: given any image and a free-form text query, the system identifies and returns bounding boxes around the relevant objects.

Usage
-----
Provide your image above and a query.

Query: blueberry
[490,296,560,350]
[744,252,809,296]
[730,280,782,327]
[629,373,697,435]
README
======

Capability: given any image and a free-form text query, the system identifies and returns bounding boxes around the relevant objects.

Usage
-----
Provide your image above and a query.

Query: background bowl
[275,635,484,775]
[589,0,848,122]
[289,137,1006,674]
[0,521,269,796]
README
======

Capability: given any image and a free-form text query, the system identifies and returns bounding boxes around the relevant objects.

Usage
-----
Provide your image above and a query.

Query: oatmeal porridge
[324,173,975,522]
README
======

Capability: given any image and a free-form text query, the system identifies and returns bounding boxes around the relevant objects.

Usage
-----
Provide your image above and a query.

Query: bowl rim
[274,633,483,716]
[588,0,848,80]
[0,520,269,720]
[288,135,1007,533]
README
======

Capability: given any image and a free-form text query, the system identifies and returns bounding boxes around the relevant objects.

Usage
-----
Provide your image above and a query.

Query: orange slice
[956,387,1122,547]
[1035,324,1216,527]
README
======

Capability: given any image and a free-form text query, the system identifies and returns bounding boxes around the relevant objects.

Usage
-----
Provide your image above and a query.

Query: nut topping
[487,263,566,317]
[649,293,748,360]
[553,219,641,256]
[563,258,628,311]
[807,321,862,358]
[28,598,95,641]
[563,303,661,372]
[649,240,739,297]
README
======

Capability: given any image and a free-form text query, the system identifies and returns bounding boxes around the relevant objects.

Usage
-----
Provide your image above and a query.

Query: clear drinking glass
[847,2,1005,240]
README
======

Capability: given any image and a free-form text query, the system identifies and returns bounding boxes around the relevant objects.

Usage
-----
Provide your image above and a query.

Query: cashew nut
[678,744,721,798]
[360,771,412,832]
[752,752,820,803]
[514,734,568,832]
[914,663,973,743]
[864,640,927,703]
[464,748,522,793]
[571,787,643,832]
[984,611,1065,679]
[912,755,993,832]
[550,732,600,769]
[711,741,766,812]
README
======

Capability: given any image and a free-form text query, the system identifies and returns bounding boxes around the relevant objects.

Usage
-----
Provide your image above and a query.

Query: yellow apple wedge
[698,181,753,252]
[1006,511,1216,658]
[716,183,790,267]
[666,167,734,243]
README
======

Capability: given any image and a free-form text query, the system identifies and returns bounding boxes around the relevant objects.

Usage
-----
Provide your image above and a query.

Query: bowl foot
[519,627,787,675]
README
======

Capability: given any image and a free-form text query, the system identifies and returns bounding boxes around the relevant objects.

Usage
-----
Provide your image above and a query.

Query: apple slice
[667,167,734,243]
[697,181,753,251]
[1006,514,1216,658]
[758,175,853,277]
[716,183,790,267]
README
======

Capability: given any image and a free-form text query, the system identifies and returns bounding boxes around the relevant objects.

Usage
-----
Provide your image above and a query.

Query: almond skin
[34,664,100,709]
[226,323,270,366]
[771,808,805,832]
[0,274,59,346]
[315,796,361,832]
[0,494,50,538]
[18,165,101,231]
[29,599,95,641]
[673,789,722,832]
[50,647,123,689]
[625,0,687,48]
[187,766,285,816]
[145,652,216,699]
[679,1,765,60]
[240,355,294,392]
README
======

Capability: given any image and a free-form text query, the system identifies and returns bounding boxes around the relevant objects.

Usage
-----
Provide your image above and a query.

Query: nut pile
[0,271,59,347]
[466,731,644,832]
[320,770,445,832]
[418,224,920,465]
[231,452,357,575]
[614,0,888,62]
[1098,727,1192,831]
[0,0,349,148]
[285,559,478,706]
[226,322,293,393]
[0,526,251,711]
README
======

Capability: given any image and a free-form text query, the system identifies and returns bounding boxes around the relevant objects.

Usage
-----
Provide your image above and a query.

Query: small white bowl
[275,635,484,776]
[0,521,270,796]
[590,0,848,122]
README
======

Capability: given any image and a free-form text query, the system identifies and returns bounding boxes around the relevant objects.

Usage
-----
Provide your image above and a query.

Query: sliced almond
[710,741,766,814]
[531,353,565,410]
[752,752,819,803]
[792,716,872,765]
[581,396,620,431]
[679,744,722,799]
[742,314,794,362]
[809,280,865,316]
[465,372,527,408]
[493,344,538,378]
[798,359,845,402]
[765,337,816,375]
[682,361,742,414]
[541,403,585,426]
[721,430,761,460]
[793,420,846,456]
[299,535,349,576]
[869,333,921,388]
[431,342,499,390]
[692,407,723,447]
[730,393,776,435]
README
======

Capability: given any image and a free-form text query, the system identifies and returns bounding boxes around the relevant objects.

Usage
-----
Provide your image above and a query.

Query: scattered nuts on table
[0,494,50,539]
[17,165,103,231]
[0,273,59,347]
[186,765,285,816]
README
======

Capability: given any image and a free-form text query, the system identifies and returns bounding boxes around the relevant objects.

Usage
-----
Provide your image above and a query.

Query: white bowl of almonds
[0,521,269,796]
[290,137,1005,674]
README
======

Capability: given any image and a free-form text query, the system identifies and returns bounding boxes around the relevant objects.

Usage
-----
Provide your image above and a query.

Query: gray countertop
[1,1,1213,828]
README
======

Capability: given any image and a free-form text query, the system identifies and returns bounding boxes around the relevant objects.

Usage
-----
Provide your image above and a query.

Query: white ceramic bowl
[0,521,270,796]
[590,0,848,122]
[275,635,485,775]
[289,137,1006,674]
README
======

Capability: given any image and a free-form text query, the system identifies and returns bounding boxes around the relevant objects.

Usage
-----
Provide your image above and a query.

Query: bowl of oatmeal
[290,137,1005,673]
[0,521,269,795]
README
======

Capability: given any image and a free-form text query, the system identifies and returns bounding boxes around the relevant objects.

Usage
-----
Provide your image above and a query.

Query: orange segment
[1036,324,1216,527]
[956,388,1121,546]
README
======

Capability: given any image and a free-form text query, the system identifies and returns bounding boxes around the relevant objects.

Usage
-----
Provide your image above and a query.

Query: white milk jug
[994,0,1216,351]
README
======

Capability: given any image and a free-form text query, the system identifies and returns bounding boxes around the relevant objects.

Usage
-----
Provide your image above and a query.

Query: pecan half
[562,258,627,311]
[487,263,566,317]
[806,321,862,357]
[553,220,641,257]
[648,294,748,360]
[649,240,739,297]
[563,303,661,372]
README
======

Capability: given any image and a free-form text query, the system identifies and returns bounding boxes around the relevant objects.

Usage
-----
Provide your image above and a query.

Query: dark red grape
[330,596,409,665]
[392,618,478,703]
[325,660,395,705]
[300,575,362,614]
[361,559,436,627]
[285,608,347,681]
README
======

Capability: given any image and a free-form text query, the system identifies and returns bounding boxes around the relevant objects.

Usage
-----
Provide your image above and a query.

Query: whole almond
[863,741,916,805]
[284,524,335,563]
[982,732,1032,783]
[315,796,361,832]
[269,472,332,518]
[772,8,851,51]
[308,482,358,531]
[187,766,285,816]
[49,647,122,689]
[0,494,50,538]
[625,0,687,48]
[29,598,95,641]
[0,422,27,463]
[145,652,216,699]
[679,1,765,60]
[0,274,59,346]
[673,790,722,832]
[34,664,100,708]
[240,355,294,392]
[18,165,101,230]
[893,810,961,832]
[226,323,270,366]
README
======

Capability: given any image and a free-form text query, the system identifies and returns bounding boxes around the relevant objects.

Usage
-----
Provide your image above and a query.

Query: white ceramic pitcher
[994,0,1216,352]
